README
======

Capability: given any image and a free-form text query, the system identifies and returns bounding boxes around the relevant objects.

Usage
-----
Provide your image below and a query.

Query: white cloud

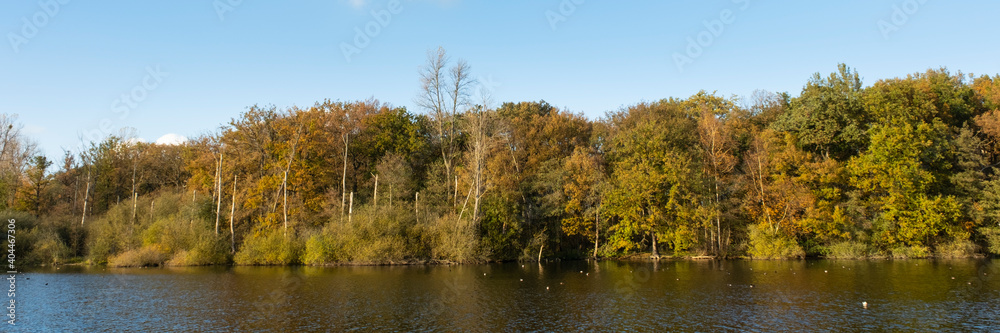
[155,133,187,145]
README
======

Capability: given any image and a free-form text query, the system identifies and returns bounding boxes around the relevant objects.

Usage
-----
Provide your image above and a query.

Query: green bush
[234,230,302,265]
[825,241,870,259]
[168,233,230,266]
[85,189,228,266]
[108,246,169,267]
[747,225,804,259]
[889,245,931,259]
[306,205,418,264]
[2,211,54,265]
[935,239,978,258]
[302,232,336,265]
[428,213,481,263]
[302,204,484,264]
[24,229,72,265]
[85,209,132,264]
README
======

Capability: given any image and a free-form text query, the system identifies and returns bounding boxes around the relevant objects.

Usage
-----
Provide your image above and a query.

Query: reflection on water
[15,259,1000,331]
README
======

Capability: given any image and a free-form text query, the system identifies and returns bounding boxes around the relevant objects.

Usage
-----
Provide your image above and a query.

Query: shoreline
[29,252,994,269]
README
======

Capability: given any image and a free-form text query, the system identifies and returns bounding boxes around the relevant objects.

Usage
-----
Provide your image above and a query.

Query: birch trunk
[230,174,237,253]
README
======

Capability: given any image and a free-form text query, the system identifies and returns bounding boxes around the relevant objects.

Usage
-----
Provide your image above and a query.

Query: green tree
[848,122,961,246]
[774,64,867,160]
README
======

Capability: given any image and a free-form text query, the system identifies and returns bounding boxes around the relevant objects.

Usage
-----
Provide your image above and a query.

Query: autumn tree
[689,92,738,255]
[486,101,592,258]
[0,114,37,209]
[16,155,52,216]
[560,146,604,256]
[603,100,703,256]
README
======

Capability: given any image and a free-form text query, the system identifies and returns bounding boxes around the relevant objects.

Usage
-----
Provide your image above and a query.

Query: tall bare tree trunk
[190,189,195,230]
[283,170,288,237]
[348,192,354,224]
[651,230,660,258]
[458,186,474,221]
[230,174,237,253]
[215,150,224,235]
[131,163,137,225]
[538,244,544,262]
[341,132,349,220]
[372,174,378,209]
[594,204,600,258]
[281,127,301,237]
[80,169,91,226]
[716,181,723,255]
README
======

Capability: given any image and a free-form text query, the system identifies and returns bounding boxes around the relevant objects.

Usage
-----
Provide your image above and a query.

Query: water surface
[13,259,1000,331]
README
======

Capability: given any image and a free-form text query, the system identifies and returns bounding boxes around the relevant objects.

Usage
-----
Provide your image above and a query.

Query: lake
[12,259,1000,331]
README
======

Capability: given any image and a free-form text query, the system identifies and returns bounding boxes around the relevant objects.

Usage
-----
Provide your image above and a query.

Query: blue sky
[2,0,998,160]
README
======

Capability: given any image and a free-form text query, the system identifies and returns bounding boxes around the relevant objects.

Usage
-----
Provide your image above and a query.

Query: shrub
[234,230,302,265]
[24,229,72,265]
[936,239,978,258]
[825,241,869,259]
[889,245,931,259]
[302,233,336,265]
[428,213,481,263]
[167,233,230,266]
[108,246,169,267]
[86,213,132,265]
[747,225,804,259]
[87,188,229,266]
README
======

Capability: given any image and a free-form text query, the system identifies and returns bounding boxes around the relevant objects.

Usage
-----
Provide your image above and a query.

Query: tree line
[6,52,1000,265]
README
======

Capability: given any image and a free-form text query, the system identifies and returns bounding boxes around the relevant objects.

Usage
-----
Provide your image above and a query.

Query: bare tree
[230,174,238,253]
[416,47,475,207]
[459,87,495,226]
[215,149,224,234]
[0,114,37,208]
[280,125,303,237]
[341,123,349,220]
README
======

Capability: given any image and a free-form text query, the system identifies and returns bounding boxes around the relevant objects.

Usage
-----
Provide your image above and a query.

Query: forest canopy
[7,55,1000,266]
